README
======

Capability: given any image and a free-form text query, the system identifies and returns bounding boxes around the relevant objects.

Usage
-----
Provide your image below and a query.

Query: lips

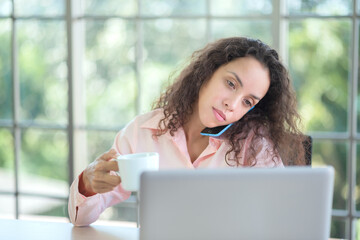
[213,108,226,122]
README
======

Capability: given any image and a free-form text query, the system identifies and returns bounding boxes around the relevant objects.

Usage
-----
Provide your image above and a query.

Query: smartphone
[200,123,233,137]
[200,106,255,137]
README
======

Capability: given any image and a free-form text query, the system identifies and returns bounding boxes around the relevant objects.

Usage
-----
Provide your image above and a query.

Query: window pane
[357,143,360,211]
[141,0,206,16]
[0,195,15,218]
[19,129,68,197]
[0,19,12,121]
[312,140,348,210]
[86,130,117,164]
[211,20,272,46]
[358,22,360,132]
[142,19,207,112]
[19,196,68,219]
[99,198,137,223]
[17,20,67,125]
[356,219,360,240]
[14,0,64,16]
[289,19,350,132]
[0,128,14,192]
[84,0,137,16]
[85,20,136,127]
[0,0,12,16]
[72,130,117,181]
[330,218,347,239]
[287,0,352,15]
[210,0,272,15]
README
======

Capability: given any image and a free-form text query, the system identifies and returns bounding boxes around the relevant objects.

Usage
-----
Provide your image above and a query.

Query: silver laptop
[139,166,334,240]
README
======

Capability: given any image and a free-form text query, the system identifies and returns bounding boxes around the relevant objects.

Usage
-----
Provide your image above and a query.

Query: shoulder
[121,109,164,134]
[113,109,165,153]
[245,126,274,153]
[123,109,164,131]
[243,127,283,167]
[241,125,269,143]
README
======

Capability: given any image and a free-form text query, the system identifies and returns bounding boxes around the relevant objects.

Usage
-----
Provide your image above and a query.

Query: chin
[208,123,224,128]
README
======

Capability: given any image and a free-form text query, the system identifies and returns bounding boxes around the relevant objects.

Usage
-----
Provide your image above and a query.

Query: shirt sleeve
[68,171,132,226]
[68,130,134,226]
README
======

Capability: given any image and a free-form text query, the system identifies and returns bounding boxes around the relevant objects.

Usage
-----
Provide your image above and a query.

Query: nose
[223,95,242,112]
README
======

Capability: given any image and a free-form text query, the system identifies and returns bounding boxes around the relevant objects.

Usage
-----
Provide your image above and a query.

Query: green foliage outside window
[289,19,350,133]
[0,0,359,238]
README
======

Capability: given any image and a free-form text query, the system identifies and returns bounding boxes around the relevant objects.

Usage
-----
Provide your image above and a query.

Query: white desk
[0,218,345,240]
[0,219,139,240]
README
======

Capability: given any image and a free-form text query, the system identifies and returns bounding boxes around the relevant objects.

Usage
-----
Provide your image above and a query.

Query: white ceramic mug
[116,152,159,191]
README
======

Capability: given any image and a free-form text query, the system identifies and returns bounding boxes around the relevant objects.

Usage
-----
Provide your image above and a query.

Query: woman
[68,37,306,226]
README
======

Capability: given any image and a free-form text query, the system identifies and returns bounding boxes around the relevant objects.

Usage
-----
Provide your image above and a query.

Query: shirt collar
[209,137,223,149]
[140,109,225,149]
[140,109,164,130]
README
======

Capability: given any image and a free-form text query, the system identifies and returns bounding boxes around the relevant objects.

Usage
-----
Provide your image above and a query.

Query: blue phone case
[200,123,233,137]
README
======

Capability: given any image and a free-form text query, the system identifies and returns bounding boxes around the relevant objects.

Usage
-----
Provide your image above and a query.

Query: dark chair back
[303,135,312,166]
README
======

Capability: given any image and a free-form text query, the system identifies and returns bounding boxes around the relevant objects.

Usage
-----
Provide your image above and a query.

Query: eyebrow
[227,71,261,101]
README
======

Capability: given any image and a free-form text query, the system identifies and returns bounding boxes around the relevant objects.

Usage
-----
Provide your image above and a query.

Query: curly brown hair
[153,37,306,166]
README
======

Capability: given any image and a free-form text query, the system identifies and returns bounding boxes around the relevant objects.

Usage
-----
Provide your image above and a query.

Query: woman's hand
[79,149,121,196]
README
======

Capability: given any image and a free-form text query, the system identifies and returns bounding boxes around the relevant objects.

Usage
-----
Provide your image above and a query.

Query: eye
[226,80,236,89]
[243,99,252,107]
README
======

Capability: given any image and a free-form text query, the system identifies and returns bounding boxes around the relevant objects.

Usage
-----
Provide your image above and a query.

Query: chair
[303,135,312,166]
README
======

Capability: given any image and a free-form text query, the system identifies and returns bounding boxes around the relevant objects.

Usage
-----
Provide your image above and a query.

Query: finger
[98,149,117,162]
[102,174,121,187]
[95,160,119,172]
[93,185,114,194]
[92,178,115,190]
[96,186,117,194]
[93,182,119,193]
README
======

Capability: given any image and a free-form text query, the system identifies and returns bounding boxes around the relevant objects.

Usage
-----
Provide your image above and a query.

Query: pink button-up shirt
[68,109,283,226]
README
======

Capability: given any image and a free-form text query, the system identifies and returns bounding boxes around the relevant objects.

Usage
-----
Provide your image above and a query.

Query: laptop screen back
[139,167,334,240]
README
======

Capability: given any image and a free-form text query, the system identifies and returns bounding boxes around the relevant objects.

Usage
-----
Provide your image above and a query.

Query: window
[0,0,359,238]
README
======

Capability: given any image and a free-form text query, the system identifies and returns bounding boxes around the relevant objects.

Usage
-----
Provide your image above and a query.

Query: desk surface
[0,219,139,240]
[0,218,345,240]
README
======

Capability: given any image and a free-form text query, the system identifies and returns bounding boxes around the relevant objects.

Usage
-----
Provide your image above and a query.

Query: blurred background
[0,0,359,239]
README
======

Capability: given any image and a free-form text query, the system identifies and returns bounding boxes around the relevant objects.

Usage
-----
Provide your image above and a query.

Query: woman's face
[197,56,270,128]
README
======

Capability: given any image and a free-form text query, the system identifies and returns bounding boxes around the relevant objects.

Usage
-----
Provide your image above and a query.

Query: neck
[183,109,208,143]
